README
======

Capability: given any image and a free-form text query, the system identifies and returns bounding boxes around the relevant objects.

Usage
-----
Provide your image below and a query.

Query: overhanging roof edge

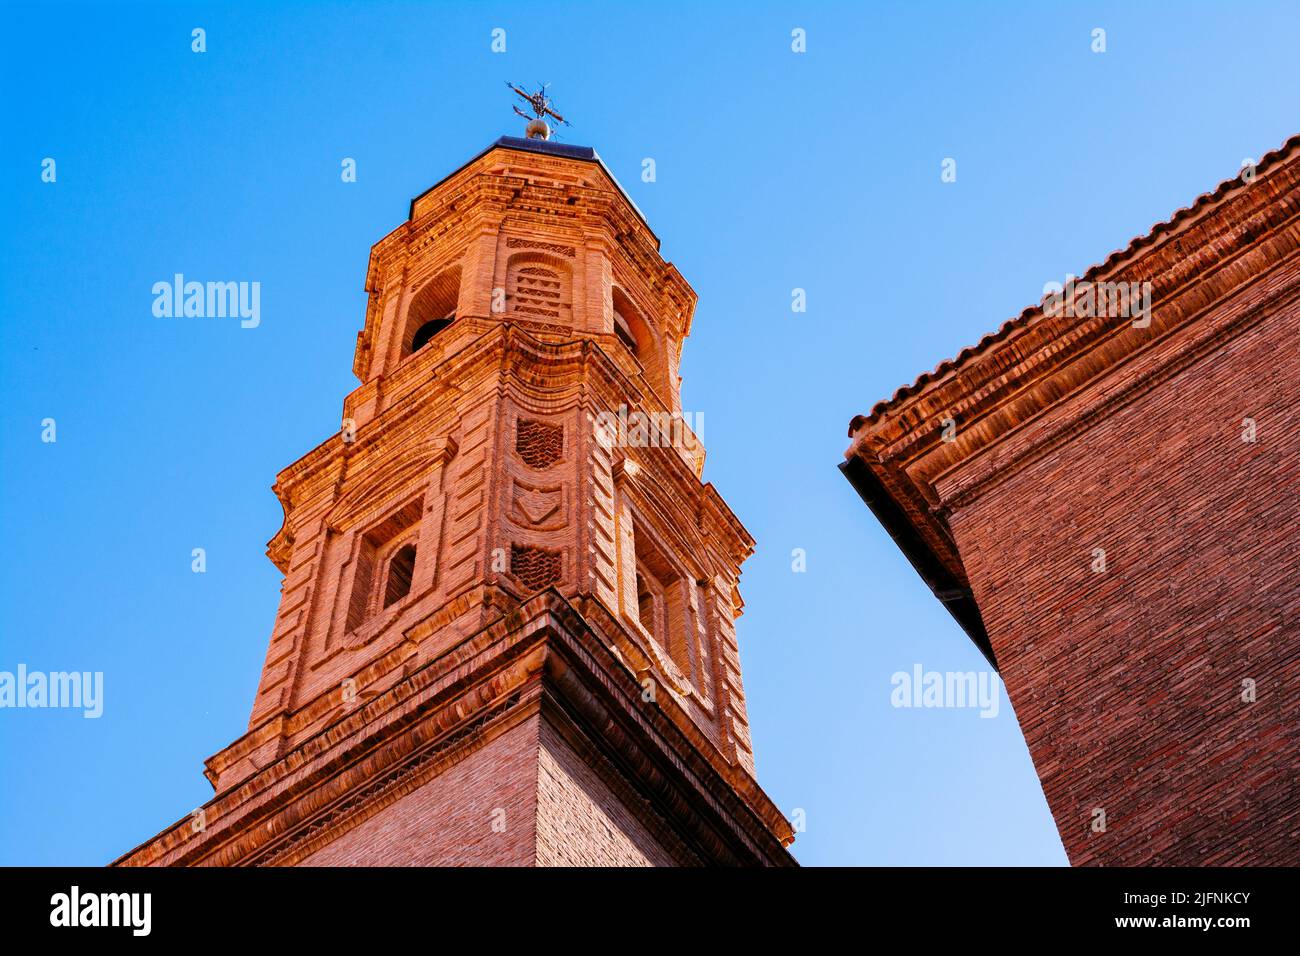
[407,136,658,245]
[838,456,997,670]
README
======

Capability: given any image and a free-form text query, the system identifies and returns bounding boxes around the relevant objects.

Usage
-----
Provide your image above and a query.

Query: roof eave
[838,456,997,669]
[407,136,658,245]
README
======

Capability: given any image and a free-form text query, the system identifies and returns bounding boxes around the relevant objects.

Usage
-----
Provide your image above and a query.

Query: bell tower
[115,134,795,867]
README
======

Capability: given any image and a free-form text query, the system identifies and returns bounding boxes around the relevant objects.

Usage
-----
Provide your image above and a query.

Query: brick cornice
[845,136,1300,588]
[110,591,794,867]
[269,322,754,576]
[352,142,694,383]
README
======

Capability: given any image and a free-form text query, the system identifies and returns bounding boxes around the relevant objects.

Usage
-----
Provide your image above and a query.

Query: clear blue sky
[2,0,1296,866]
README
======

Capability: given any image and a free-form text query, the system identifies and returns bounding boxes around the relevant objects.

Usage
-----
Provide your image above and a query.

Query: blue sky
[2,0,1296,866]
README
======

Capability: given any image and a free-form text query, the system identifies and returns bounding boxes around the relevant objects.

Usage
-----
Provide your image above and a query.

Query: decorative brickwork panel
[515,418,563,469]
[510,544,562,593]
[509,480,565,531]
[506,253,571,323]
[505,236,575,258]
[511,267,563,318]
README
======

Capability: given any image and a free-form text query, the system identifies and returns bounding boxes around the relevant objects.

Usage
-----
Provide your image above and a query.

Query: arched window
[402,266,461,359]
[630,522,691,677]
[345,498,422,633]
[411,316,453,352]
[614,311,638,356]
[611,286,648,361]
[383,543,417,608]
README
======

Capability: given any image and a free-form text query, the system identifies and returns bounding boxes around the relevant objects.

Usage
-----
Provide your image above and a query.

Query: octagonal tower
[115,136,795,867]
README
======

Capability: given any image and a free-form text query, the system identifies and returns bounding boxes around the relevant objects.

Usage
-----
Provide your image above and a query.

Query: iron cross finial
[505,82,571,140]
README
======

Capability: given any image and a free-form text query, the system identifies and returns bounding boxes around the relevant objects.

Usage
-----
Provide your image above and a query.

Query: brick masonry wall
[243,141,758,775]
[534,718,679,867]
[294,712,687,867]
[299,717,541,866]
[949,301,1300,865]
[113,141,795,867]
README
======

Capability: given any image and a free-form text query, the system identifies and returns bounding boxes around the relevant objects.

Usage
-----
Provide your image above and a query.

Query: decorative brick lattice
[516,418,563,469]
[505,237,575,258]
[510,544,561,592]
[512,266,563,318]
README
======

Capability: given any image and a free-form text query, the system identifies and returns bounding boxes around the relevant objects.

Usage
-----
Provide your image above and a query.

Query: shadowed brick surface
[846,134,1300,866]
[951,299,1300,865]
[535,718,681,866]
[302,717,541,867]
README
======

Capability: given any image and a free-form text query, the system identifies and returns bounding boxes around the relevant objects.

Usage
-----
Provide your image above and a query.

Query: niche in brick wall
[515,418,563,469]
[505,252,571,324]
[509,544,562,594]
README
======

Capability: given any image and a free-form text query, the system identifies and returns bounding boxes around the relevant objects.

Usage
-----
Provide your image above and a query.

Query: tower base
[113,591,795,867]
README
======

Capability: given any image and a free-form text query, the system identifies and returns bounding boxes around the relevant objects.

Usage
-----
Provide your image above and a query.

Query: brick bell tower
[115,131,796,866]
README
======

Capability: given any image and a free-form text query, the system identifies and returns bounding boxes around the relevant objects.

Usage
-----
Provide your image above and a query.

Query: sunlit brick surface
[115,137,795,868]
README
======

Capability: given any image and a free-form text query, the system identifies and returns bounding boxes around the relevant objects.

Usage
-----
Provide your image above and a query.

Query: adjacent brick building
[842,136,1300,865]
[116,135,795,866]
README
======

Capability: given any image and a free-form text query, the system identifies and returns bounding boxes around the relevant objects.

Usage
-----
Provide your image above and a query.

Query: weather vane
[506,82,570,141]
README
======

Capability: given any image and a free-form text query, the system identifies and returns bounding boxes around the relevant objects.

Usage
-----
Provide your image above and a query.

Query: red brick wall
[295,713,685,866]
[535,719,680,867]
[949,302,1300,865]
[299,717,541,866]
